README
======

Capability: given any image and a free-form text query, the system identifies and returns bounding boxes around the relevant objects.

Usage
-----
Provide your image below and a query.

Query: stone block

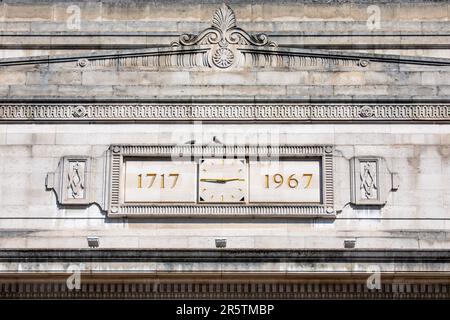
[5,3,53,20]
[0,71,26,85]
[50,72,82,85]
[223,85,286,96]
[9,85,59,97]
[394,133,441,145]
[422,72,450,85]
[286,85,332,96]
[256,71,307,85]
[387,85,437,96]
[31,145,92,158]
[437,86,450,96]
[188,236,254,249]
[159,85,223,96]
[335,133,395,145]
[190,72,256,86]
[356,237,419,249]
[138,236,188,248]
[310,71,366,86]
[58,85,113,96]
[333,85,389,96]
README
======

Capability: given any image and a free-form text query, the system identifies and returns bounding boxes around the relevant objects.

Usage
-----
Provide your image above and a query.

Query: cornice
[2,249,450,298]
[1,45,449,68]
[1,249,450,263]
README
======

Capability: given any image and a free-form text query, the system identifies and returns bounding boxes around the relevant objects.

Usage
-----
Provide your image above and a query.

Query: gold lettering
[264,173,312,189]
[273,174,283,188]
[169,173,179,189]
[146,173,157,188]
[137,174,142,189]
[160,174,165,188]
[303,173,313,188]
[137,173,181,189]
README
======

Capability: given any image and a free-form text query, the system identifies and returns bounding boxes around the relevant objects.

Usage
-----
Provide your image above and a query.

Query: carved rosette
[212,47,234,68]
[72,105,87,118]
[359,106,374,118]
[171,4,277,69]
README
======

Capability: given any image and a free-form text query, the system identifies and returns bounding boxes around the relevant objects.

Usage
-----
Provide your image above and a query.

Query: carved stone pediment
[1,4,450,71]
[170,4,276,69]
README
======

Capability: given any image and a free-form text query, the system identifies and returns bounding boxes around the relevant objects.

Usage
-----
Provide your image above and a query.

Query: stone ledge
[1,249,450,263]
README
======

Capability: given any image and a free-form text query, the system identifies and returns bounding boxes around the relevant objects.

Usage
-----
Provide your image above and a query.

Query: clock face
[198,158,247,203]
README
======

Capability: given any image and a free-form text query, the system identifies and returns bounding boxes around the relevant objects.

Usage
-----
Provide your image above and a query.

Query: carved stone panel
[46,156,91,206]
[107,145,335,218]
[350,157,390,206]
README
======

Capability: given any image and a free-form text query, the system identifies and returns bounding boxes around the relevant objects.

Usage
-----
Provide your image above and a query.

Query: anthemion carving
[172,4,276,48]
[1,103,449,122]
[171,4,276,69]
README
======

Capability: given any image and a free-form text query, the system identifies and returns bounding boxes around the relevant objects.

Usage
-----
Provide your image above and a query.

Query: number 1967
[264,173,313,189]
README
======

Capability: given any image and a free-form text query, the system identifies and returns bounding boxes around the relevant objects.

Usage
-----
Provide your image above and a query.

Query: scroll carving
[172,4,277,48]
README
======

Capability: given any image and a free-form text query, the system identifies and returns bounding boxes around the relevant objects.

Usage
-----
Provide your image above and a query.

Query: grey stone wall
[0,124,449,250]
[0,0,450,58]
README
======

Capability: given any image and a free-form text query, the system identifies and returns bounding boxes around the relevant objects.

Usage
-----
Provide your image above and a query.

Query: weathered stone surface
[0,123,448,249]
[0,1,449,299]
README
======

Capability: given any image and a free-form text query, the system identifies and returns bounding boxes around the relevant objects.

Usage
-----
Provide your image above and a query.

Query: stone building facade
[0,0,450,299]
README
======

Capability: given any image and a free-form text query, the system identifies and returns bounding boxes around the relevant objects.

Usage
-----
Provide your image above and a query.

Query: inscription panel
[249,160,321,203]
[123,160,197,203]
[108,145,335,217]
